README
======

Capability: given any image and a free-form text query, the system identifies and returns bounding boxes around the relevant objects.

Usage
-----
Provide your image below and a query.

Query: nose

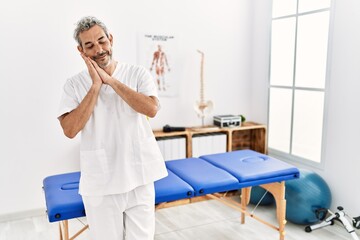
[94,43,103,55]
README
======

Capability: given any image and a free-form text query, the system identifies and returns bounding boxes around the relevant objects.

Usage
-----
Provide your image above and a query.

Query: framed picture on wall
[137,33,178,97]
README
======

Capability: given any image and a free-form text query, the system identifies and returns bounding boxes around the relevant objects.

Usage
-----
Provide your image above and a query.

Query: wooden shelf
[153,121,267,157]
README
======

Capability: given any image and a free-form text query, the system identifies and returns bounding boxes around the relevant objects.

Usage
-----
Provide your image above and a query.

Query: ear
[109,33,113,46]
[77,45,83,53]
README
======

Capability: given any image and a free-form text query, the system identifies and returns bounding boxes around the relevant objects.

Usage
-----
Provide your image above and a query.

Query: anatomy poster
[137,33,178,97]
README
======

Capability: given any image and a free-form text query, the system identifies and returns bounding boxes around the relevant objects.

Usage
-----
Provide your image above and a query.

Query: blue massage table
[43,150,299,240]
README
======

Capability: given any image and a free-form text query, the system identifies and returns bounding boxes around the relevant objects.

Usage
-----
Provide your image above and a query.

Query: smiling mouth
[93,51,108,60]
[92,51,112,68]
[97,54,107,60]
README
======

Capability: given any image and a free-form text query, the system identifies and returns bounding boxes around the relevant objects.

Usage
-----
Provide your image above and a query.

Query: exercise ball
[285,169,332,225]
[249,186,275,206]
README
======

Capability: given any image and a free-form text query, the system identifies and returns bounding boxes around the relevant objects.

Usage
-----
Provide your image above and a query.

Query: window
[268,0,331,164]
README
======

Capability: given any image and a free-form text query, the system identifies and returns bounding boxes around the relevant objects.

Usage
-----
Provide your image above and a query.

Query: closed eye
[84,42,94,49]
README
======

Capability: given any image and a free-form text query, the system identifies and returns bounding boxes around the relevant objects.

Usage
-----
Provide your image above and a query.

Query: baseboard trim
[0,208,46,222]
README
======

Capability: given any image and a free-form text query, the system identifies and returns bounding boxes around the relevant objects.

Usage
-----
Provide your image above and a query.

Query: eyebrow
[84,36,106,47]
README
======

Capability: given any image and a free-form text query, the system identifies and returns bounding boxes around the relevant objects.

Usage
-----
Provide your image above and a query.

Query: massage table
[43,150,299,240]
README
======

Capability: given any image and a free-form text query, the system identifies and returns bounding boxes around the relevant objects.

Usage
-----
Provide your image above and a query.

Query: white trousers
[82,183,155,240]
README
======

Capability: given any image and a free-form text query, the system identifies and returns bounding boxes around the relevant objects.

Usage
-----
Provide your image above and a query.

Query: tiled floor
[0,199,357,240]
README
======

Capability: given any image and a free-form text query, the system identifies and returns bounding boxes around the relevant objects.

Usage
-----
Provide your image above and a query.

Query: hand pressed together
[81,53,116,87]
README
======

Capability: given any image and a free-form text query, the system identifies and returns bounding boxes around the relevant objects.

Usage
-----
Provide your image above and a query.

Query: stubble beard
[93,51,113,69]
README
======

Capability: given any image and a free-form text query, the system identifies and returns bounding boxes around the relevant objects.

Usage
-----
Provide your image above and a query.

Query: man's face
[78,25,113,68]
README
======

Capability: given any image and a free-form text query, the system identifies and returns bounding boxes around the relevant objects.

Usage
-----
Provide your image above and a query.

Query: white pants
[82,183,155,240]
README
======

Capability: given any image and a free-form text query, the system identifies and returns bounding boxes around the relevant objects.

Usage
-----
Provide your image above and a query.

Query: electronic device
[213,115,241,128]
[163,124,186,133]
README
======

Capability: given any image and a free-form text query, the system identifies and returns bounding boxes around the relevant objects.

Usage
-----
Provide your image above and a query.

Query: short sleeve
[137,66,159,99]
[57,79,79,119]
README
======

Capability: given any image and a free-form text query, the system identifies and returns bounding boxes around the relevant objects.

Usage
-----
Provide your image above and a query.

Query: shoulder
[61,70,90,93]
[66,70,90,85]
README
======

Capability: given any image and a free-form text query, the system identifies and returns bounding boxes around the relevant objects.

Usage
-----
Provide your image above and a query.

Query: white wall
[250,0,360,216]
[3,0,358,220]
[322,0,360,216]
[0,0,253,217]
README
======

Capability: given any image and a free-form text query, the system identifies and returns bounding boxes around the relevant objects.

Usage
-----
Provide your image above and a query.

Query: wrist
[105,77,117,86]
[91,83,102,92]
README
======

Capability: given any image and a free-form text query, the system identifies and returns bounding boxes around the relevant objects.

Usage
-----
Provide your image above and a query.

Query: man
[57,16,167,240]
[150,45,170,91]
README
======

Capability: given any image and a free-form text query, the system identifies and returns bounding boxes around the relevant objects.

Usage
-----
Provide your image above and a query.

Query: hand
[87,58,114,85]
[81,53,103,87]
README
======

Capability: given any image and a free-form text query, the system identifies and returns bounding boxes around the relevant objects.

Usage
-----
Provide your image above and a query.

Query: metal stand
[305,206,360,240]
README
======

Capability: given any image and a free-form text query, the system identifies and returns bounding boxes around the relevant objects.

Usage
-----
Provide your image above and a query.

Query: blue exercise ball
[285,169,332,225]
[250,186,275,206]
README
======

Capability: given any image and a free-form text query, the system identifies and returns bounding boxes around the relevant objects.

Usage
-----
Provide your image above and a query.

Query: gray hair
[74,16,109,47]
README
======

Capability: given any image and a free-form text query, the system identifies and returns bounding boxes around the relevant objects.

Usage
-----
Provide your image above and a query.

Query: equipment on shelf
[213,115,241,128]
[163,124,185,133]
[305,206,360,240]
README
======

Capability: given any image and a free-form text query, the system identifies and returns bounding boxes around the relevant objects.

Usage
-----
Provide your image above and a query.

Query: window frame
[267,0,334,168]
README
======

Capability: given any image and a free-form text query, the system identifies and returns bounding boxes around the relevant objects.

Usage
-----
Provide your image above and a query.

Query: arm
[109,80,159,118]
[89,58,159,117]
[59,54,103,139]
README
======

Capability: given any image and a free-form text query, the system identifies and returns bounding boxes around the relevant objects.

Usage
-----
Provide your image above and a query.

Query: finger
[89,58,106,76]
[88,58,101,70]
[80,53,90,62]
[80,54,93,67]
[87,57,96,63]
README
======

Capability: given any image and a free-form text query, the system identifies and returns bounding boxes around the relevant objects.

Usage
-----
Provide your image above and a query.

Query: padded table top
[43,150,300,223]
[166,158,239,196]
[44,170,196,222]
[200,150,300,187]
[43,172,84,222]
[154,169,195,204]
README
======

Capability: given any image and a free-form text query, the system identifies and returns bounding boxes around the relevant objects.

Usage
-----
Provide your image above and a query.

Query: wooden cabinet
[153,121,267,158]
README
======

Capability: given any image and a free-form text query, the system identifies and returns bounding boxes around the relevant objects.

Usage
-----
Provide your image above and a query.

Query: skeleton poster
[137,33,178,97]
